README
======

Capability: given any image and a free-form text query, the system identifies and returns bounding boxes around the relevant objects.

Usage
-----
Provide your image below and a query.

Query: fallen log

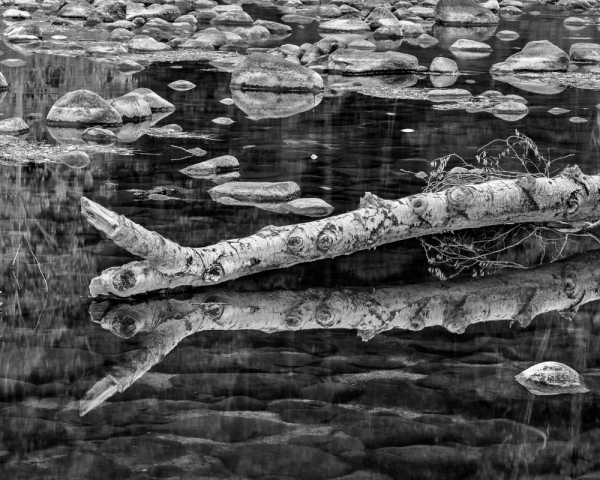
[80,249,600,415]
[82,165,600,297]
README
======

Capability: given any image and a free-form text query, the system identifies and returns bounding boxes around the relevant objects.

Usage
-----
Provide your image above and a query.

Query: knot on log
[203,264,224,283]
[516,174,537,193]
[286,225,314,256]
[446,185,474,211]
[284,307,303,329]
[566,190,584,216]
[359,192,388,209]
[315,304,335,327]
[316,224,340,253]
[410,196,429,216]
[443,318,467,334]
[109,313,138,339]
[354,297,391,340]
[201,295,225,323]
[356,194,398,247]
[562,265,578,299]
[561,165,586,182]
[111,268,138,293]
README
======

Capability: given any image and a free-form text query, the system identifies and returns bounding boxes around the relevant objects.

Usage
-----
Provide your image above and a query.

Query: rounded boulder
[230,53,324,92]
[46,90,123,127]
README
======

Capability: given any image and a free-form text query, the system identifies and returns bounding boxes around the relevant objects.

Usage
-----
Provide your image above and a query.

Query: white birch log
[82,165,600,297]
[79,250,600,415]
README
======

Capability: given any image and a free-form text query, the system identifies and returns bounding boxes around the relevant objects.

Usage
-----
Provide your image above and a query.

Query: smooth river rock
[108,95,152,122]
[328,50,419,74]
[569,43,600,63]
[515,361,590,395]
[435,0,499,25]
[180,155,239,176]
[501,40,569,71]
[209,181,301,202]
[123,88,175,111]
[46,89,123,127]
[230,53,324,92]
[0,117,29,135]
[449,38,492,51]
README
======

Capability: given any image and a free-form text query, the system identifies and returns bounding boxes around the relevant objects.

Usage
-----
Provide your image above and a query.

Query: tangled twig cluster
[409,131,598,280]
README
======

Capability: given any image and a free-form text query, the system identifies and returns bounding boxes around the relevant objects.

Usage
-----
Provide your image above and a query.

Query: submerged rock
[57,151,91,169]
[501,40,569,71]
[217,444,352,480]
[430,56,458,73]
[123,88,175,112]
[232,89,323,120]
[253,19,292,35]
[0,73,8,90]
[212,117,235,124]
[180,155,239,176]
[3,21,43,42]
[435,0,499,25]
[570,43,600,63]
[491,100,528,121]
[318,18,371,33]
[128,35,172,53]
[548,107,570,115]
[108,95,152,122]
[209,181,301,202]
[282,198,335,217]
[515,362,589,395]
[82,127,117,144]
[2,9,31,19]
[496,29,519,41]
[427,88,472,102]
[168,80,196,91]
[230,53,324,92]
[328,50,419,74]
[0,117,29,135]
[449,39,492,52]
[46,90,123,127]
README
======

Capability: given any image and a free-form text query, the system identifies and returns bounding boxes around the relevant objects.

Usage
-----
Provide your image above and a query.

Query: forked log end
[79,376,120,416]
[81,197,120,236]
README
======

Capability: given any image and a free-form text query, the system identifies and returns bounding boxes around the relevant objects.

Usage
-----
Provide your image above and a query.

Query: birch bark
[79,250,600,415]
[82,165,600,297]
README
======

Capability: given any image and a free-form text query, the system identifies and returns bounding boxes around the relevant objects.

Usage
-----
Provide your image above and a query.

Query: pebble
[212,117,235,124]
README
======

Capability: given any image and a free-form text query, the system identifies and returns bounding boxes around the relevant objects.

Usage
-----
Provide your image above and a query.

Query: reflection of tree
[44,65,65,88]
[80,250,600,414]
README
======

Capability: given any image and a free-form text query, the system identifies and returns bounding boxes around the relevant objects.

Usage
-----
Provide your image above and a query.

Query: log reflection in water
[80,250,600,415]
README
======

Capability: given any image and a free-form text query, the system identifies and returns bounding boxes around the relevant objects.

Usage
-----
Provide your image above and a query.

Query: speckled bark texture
[81,165,600,297]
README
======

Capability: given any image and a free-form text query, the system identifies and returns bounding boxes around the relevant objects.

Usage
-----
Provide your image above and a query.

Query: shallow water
[4,1,600,479]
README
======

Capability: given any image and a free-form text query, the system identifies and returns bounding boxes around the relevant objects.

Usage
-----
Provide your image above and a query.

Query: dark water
[4,1,600,479]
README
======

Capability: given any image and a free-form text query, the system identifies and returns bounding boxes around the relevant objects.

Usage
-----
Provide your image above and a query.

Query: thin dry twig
[24,235,49,332]
[409,131,595,280]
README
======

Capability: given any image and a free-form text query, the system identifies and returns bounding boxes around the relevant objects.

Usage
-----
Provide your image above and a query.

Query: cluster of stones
[42,87,175,144]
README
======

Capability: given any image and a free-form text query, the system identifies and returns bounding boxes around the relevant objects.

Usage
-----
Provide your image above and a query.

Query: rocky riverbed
[4,0,600,477]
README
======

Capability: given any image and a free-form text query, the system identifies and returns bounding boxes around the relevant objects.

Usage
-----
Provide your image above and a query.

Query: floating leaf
[212,117,235,125]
